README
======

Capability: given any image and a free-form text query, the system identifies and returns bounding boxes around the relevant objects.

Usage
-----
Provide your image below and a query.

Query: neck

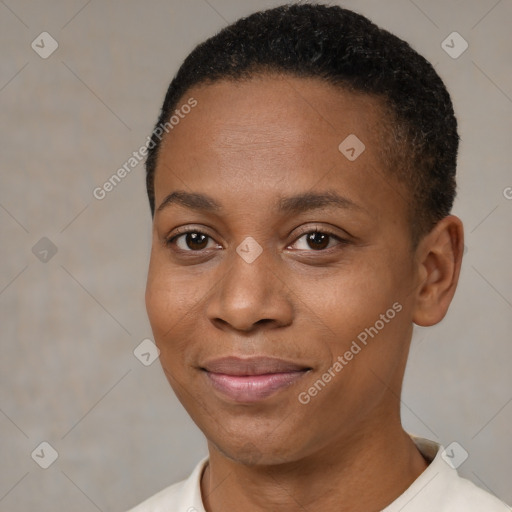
[201,423,429,512]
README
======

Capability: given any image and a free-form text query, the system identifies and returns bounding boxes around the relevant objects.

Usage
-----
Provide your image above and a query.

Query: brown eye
[305,232,330,250]
[167,231,216,251]
[183,232,209,250]
[290,230,346,252]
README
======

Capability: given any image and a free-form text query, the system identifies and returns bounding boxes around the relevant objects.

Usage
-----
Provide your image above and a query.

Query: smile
[201,356,311,403]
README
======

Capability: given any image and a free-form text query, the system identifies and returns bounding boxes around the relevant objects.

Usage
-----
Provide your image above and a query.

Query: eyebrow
[157,191,221,213]
[277,191,365,215]
[156,190,365,215]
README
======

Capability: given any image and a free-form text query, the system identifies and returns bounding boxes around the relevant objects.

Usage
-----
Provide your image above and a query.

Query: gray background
[1,0,511,510]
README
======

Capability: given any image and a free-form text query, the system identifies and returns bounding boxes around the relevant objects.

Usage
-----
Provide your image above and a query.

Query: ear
[412,215,464,326]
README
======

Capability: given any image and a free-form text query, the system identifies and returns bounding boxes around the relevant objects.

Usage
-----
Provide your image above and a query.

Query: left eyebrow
[277,191,367,215]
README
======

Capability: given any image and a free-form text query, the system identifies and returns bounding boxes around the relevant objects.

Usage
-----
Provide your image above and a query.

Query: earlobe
[412,215,464,327]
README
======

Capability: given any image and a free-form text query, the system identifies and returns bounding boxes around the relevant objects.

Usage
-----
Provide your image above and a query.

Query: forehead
[166,75,386,154]
[153,75,406,222]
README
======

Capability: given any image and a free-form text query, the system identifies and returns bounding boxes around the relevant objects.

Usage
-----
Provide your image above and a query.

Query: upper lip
[201,356,310,376]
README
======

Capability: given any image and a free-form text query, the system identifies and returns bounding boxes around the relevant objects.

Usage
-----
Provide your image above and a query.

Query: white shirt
[127,436,511,511]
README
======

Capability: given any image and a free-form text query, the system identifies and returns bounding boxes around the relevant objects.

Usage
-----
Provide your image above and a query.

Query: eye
[290,230,346,251]
[166,230,219,251]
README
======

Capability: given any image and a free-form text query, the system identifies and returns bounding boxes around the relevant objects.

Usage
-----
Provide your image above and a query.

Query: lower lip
[205,371,306,403]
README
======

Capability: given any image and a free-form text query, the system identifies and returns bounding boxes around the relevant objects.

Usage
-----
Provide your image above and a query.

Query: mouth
[200,356,311,403]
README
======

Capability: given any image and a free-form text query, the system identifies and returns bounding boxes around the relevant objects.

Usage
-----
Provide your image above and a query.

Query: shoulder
[126,458,208,512]
[384,436,511,512]
[126,481,187,512]
[441,472,511,511]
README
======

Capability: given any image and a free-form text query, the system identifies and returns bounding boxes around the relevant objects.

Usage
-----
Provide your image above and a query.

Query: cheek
[145,265,173,337]
[145,254,193,348]
[145,266,194,397]
[290,252,410,386]
[291,258,396,336]
[145,251,218,370]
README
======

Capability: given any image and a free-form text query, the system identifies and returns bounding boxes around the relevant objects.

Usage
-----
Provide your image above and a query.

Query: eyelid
[288,235,346,253]
[164,225,220,247]
[290,223,352,243]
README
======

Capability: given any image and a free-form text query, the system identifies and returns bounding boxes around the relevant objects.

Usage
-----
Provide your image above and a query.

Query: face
[146,75,419,466]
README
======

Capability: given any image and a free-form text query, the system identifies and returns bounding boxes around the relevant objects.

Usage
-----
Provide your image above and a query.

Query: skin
[145,75,464,512]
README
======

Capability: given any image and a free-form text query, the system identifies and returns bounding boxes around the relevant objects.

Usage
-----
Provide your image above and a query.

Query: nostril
[255,318,274,326]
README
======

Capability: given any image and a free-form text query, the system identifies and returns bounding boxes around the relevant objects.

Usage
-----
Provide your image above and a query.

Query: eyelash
[164,226,349,253]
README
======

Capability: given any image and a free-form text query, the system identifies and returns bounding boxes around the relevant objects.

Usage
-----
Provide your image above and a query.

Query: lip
[201,356,310,403]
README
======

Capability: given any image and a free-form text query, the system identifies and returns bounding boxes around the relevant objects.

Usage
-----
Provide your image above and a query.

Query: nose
[206,240,294,333]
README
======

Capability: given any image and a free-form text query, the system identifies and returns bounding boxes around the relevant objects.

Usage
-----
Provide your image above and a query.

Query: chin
[207,427,308,467]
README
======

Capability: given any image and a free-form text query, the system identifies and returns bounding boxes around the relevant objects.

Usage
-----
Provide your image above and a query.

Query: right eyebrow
[156,191,221,214]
